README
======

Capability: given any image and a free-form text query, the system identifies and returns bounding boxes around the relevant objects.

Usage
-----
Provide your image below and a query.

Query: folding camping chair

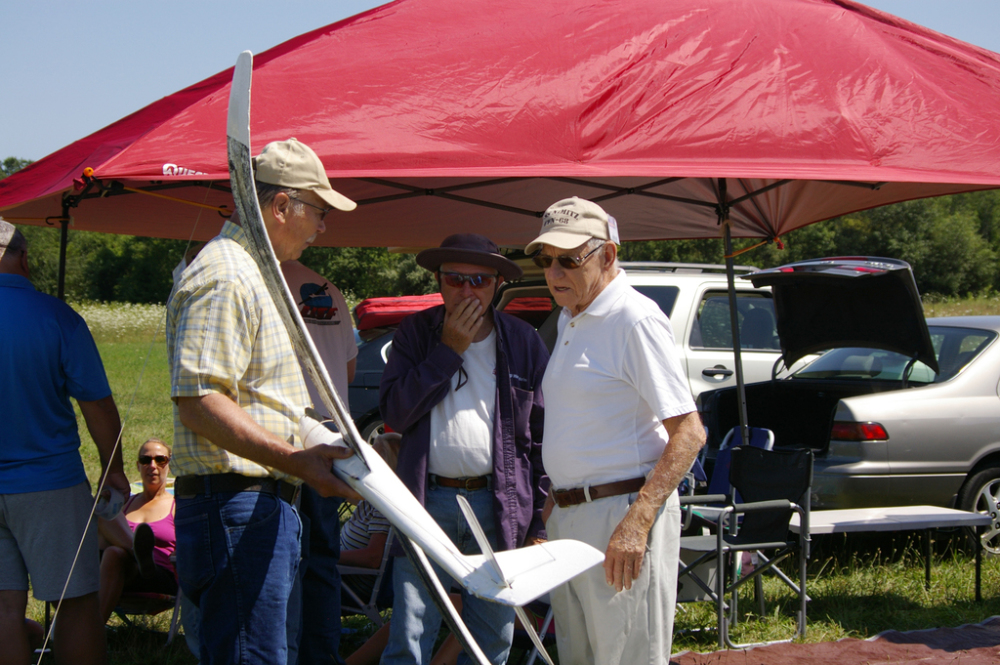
[113,591,182,645]
[338,528,396,626]
[707,426,775,500]
[678,446,813,648]
[681,426,775,531]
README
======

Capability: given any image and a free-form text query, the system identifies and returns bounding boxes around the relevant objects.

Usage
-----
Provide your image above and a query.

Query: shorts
[0,482,100,600]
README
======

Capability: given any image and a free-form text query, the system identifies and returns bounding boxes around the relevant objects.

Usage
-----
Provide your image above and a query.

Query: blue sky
[2,1,996,162]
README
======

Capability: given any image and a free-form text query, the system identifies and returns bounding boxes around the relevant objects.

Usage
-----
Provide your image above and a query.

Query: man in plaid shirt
[166,138,358,665]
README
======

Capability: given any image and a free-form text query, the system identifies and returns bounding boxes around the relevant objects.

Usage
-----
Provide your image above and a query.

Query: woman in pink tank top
[97,438,177,623]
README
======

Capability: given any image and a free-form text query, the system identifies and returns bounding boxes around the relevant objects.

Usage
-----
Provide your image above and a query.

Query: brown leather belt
[430,474,491,491]
[175,473,300,504]
[552,476,646,508]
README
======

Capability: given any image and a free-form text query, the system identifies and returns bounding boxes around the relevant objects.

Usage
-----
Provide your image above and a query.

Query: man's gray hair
[256,181,301,210]
[0,220,26,258]
[584,236,619,272]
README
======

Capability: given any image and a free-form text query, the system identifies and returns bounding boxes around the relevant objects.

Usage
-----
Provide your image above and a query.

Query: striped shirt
[340,500,391,552]
[165,221,309,481]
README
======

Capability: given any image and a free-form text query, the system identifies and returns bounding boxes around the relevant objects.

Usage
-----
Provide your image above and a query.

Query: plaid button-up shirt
[166,221,308,481]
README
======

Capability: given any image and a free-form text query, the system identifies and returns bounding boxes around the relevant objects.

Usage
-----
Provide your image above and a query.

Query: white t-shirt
[542,271,695,489]
[281,260,359,408]
[428,328,497,478]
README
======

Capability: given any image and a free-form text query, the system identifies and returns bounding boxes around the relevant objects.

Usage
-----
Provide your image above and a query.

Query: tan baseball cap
[254,138,356,212]
[525,197,620,254]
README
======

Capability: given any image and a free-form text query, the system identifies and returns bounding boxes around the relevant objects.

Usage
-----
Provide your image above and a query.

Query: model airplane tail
[301,415,604,608]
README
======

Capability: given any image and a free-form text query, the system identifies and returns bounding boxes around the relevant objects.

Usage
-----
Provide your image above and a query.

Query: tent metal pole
[57,202,69,301]
[719,179,750,448]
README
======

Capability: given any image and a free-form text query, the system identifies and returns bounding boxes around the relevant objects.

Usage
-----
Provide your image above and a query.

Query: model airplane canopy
[3,0,1000,247]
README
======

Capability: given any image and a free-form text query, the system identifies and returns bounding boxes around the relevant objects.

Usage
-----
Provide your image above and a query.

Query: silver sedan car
[698,259,1000,553]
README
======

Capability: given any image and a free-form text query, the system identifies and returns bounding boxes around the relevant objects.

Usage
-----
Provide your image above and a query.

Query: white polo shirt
[541,271,696,490]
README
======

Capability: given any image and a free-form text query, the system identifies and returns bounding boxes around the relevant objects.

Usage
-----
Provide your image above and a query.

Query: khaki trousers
[547,489,680,665]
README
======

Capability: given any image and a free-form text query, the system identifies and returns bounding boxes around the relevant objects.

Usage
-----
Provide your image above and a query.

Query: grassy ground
[24,298,1000,663]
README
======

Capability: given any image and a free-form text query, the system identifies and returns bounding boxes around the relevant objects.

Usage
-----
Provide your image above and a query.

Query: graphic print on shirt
[298,281,342,324]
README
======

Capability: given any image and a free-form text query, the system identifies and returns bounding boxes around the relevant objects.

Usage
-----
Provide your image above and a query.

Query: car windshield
[791,325,996,384]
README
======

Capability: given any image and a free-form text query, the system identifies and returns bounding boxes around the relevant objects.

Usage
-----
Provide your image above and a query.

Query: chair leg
[754,574,765,617]
[798,551,808,639]
[166,594,182,646]
[716,551,727,648]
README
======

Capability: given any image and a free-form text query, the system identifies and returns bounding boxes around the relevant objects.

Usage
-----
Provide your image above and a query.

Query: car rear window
[792,326,996,384]
[689,292,778,351]
[632,285,679,318]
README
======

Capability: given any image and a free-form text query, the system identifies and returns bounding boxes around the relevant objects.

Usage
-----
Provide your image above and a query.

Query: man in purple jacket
[378,233,548,665]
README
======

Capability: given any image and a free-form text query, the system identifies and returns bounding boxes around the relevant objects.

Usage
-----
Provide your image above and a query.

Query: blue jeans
[294,485,345,665]
[380,484,515,665]
[175,488,302,665]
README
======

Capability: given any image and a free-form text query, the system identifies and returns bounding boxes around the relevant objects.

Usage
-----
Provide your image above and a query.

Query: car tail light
[831,421,889,441]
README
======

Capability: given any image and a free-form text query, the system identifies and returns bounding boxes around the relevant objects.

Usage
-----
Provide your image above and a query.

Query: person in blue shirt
[0,220,130,665]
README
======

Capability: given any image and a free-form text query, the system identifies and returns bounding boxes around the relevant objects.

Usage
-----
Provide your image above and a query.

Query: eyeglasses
[532,243,605,270]
[290,196,334,222]
[438,272,498,289]
[138,455,170,466]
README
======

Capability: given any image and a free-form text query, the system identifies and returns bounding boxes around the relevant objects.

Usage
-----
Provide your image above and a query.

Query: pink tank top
[126,496,176,574]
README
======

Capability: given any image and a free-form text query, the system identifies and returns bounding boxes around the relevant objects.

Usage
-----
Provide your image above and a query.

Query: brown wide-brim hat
[416,233,523,281]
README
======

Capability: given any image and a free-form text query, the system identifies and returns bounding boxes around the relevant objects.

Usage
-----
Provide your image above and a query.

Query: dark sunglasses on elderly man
[139,455,170,466]
[438,271,497,289]
[532,242,605,270]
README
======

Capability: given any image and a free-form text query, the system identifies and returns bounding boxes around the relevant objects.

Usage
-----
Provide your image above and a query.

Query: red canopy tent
[3,0,1000,250]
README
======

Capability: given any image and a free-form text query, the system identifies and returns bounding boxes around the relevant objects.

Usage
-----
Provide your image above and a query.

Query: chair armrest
[679,494,729,506]
[731,499,793,514]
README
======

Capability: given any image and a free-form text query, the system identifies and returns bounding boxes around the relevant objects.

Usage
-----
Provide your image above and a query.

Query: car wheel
[360,419,385,446]
[957,465,1000,555]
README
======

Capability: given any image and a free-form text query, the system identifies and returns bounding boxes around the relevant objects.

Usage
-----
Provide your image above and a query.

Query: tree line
[3,156,999,304]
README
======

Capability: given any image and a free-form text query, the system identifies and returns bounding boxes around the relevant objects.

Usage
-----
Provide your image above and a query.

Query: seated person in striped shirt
[339,433,399,603]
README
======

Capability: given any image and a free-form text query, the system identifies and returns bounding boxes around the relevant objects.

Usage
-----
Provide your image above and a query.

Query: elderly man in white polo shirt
[527,197,706,664]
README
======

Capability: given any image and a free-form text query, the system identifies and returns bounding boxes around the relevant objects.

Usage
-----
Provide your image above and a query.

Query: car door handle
[702,366,734,378]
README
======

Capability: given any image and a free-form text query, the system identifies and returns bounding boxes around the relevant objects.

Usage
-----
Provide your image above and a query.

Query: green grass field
[25,297,1000,663]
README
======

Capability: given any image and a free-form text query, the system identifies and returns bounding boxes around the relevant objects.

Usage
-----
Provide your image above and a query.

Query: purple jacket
[379,304,549,551]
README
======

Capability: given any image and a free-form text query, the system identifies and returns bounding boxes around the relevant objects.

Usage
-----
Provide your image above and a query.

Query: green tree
[299,246,436,305]
[1,157,32,179]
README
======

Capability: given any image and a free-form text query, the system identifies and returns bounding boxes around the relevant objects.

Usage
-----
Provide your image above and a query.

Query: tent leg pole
[720,180,750,448]
[57,206,69,301]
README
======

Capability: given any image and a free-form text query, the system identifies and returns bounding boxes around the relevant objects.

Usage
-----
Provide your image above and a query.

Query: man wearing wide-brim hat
[379,233,550,665]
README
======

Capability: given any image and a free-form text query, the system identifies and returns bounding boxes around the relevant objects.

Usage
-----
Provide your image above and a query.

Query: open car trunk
[700,378,907,454]
[698,257,936,457]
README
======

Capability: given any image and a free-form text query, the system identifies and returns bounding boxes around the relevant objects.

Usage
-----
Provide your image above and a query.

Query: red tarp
[3,0,1000,247]
[354,294,443,330]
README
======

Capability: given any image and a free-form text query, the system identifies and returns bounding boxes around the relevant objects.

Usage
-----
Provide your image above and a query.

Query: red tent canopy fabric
[3,0,1000,247]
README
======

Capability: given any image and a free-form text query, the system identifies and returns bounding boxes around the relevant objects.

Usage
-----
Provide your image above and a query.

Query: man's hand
[603,499,657,592]
[102,469,132,501]
[440,296,484,355]
[290,443,362,502]
[524,535,547,547]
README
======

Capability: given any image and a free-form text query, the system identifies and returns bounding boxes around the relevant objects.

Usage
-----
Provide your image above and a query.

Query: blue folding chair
[707,427,775,503]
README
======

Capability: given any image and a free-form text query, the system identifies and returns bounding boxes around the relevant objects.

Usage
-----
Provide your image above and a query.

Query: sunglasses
[439,271,498,289]
[138,455,170,466]
[532,243,605,270]
[290,196,334,222]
